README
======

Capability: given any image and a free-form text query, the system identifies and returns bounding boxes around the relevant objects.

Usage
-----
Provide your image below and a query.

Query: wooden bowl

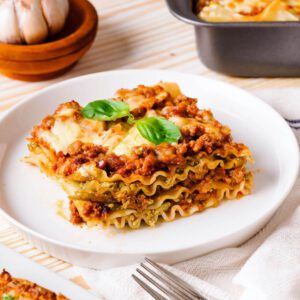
[0,0,98,81]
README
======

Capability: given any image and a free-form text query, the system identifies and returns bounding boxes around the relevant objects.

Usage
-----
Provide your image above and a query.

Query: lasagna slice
[25,82,253,229]
[0,270,67,300]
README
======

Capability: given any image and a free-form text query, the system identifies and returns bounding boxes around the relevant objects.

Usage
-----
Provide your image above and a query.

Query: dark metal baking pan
[165,0,300,77]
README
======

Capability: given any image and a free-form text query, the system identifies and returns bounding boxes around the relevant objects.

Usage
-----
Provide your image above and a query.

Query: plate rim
[0,69,299,255]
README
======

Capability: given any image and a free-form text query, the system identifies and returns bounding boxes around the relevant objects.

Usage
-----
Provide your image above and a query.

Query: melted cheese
[40,118,127,154]
[118,83,178,111]
[113,125,151,155]
[39,105,151,155]
[124,95,147,111]
[169,116,200,128]
[158,82,182,99]
[40,119,82,153]
[199,0,299,22]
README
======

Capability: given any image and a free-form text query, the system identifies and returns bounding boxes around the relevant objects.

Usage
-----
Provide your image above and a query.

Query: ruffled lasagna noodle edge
[73,176,252,229]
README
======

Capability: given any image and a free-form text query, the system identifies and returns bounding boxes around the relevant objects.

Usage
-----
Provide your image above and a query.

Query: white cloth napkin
[67,88,300,300]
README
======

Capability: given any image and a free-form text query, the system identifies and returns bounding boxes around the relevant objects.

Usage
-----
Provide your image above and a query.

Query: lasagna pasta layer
[25,82,253,229]
[71,168,252,228]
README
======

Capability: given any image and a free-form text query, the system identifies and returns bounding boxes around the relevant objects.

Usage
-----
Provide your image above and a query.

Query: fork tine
[132,274,167,300]
[140,263,191,300]
[137,268,182,300]
[145,258,206,300]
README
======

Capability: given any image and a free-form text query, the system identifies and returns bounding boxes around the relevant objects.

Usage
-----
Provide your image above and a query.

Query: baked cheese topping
[36,103,142,156]
[113,125,151,156]
[198,0,300,22]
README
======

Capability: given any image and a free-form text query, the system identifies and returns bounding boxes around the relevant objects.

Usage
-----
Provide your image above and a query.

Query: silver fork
[132,257,207,300]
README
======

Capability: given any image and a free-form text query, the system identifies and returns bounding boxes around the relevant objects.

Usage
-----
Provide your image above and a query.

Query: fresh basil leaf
[137,117,182,145]
[2,295,16,300]
[81,99,132,122]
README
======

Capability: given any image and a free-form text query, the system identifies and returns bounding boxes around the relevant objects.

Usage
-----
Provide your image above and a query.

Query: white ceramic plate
[0,70,298,269]
[0,243,97,299]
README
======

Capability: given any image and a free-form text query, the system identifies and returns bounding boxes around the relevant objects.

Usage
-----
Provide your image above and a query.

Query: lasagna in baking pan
[197,0,300,22]
[0,270,67,300]
[25,82,253,229]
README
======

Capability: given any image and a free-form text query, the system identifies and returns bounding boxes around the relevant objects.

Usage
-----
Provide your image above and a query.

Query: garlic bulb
[0,0,69,45]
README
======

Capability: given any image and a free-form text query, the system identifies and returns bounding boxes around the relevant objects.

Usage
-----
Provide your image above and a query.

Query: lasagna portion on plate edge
[25,82,253,229]
[0,270,67,300]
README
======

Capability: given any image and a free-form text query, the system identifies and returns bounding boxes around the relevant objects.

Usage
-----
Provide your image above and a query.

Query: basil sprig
[137,117,181,145]
[81,99,133,122]
[2,295,16,300]
[81,100,181,145]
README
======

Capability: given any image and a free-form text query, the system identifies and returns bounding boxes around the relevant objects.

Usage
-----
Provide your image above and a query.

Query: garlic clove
[41,0,69,35]
[14,0,49,44]
[0,0,22,44]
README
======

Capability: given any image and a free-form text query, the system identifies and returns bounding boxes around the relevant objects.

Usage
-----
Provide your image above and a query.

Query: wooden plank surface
[0,0,299,276]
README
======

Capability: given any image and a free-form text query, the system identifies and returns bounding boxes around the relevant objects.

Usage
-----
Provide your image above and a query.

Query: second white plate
[0,244,97,300]
[0,70,298,268]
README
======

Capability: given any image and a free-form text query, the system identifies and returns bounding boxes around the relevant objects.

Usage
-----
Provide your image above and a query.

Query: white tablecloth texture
[68,88,300,300]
